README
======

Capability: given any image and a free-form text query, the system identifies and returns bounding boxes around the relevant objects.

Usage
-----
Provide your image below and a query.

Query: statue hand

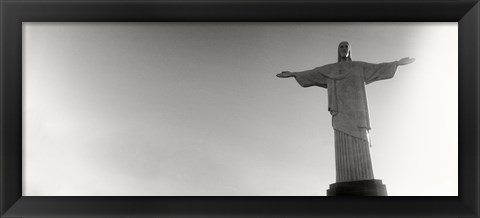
[396,57,415,66]
[276,71,294,78]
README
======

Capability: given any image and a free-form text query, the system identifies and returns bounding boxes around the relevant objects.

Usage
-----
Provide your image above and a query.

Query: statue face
[338,42,350,58]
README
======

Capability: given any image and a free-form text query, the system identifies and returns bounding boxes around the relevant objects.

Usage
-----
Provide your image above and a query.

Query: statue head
[338,41,352,62]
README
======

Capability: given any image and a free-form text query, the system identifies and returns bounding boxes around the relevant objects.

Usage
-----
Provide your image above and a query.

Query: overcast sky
[23,22,457,196]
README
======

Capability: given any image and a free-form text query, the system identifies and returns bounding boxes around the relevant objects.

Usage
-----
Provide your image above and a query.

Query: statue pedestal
[326,179,387,196]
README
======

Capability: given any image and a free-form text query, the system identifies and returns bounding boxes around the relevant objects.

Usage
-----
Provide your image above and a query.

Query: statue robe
[293,61,398,142]
[293,61,397,182]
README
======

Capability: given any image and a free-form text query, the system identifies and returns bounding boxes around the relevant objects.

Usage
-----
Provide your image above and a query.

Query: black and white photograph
[23,22,457,196]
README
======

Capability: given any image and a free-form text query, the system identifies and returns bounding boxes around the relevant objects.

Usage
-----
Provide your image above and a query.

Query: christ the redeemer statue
[277,41,414,196]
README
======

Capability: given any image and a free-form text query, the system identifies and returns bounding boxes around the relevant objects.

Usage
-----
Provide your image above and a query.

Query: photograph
[23,22,458,196]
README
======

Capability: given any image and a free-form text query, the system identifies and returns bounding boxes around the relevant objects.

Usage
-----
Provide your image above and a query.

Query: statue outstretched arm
[276,66,330,88]
[363,58,414,84]
[395,57,415,66]
[276,71,295,78]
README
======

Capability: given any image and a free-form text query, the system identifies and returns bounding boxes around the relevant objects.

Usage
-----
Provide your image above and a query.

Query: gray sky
[23,22,457,196]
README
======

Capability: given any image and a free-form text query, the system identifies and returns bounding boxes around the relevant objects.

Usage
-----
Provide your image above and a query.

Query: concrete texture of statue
[276,41,415,196]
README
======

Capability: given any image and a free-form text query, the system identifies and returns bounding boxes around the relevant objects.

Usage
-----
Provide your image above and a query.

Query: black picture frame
[1,0,478,217]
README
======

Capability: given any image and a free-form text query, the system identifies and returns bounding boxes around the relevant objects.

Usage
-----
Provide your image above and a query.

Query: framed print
[1,0,479,217]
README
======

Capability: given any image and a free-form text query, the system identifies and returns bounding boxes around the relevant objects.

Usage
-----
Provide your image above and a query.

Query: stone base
[327,179,387,196]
